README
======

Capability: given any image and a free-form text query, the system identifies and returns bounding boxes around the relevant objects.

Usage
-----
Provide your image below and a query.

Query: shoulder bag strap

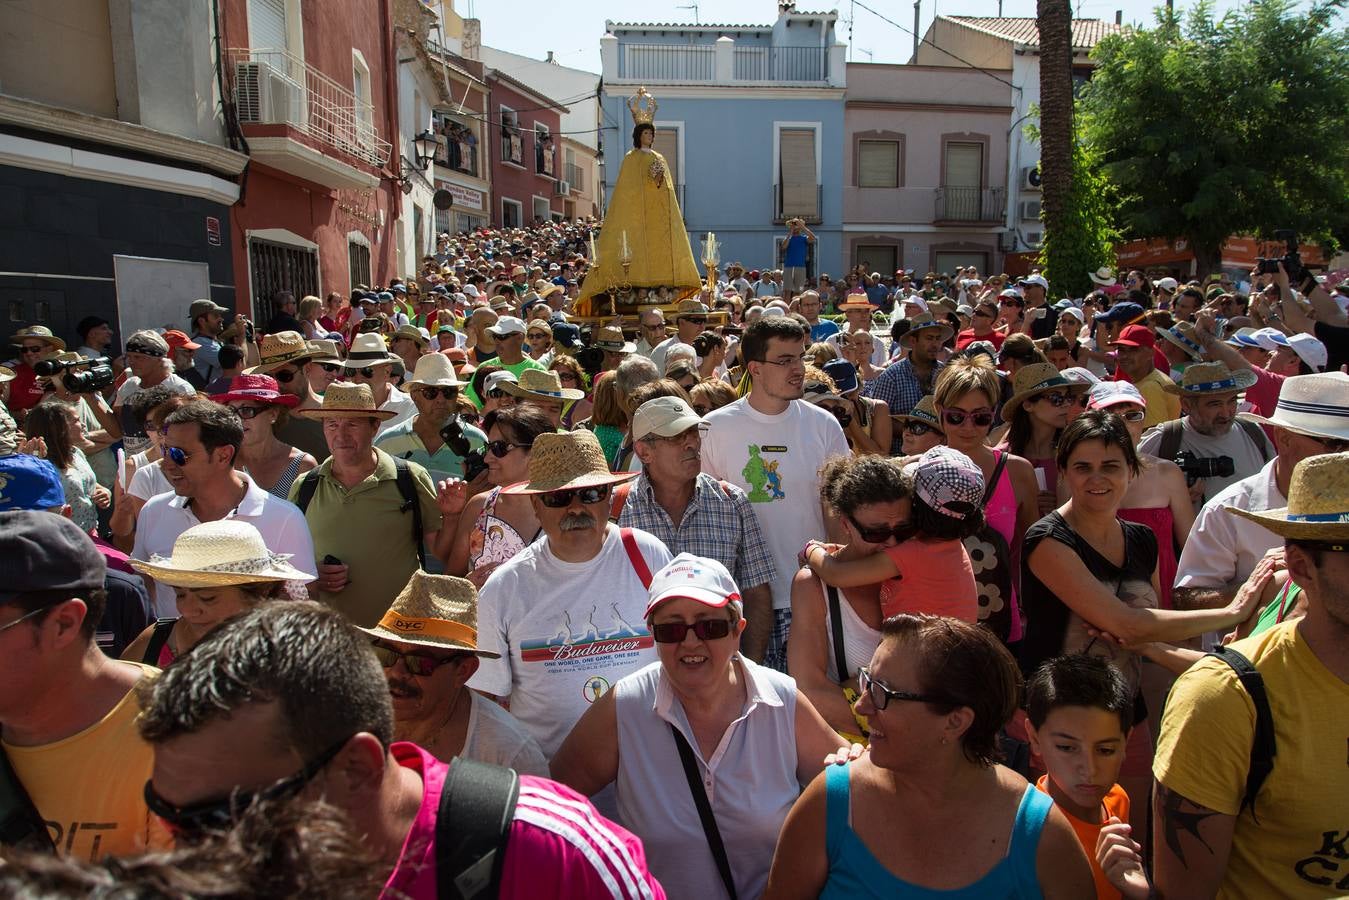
[1236,418,1272,463]
[435,758,520,900]
[1207,645,1276,820]
[142,618,178,666]
[983,450,1009,505]
[294,469,320,514]
[609,482,632,523]
[393,457,427,570]
[619,527,653,589]
[1156,418,1185,464]
[0,746,55,852]
[826,585,850,684]
[669,724,738,900]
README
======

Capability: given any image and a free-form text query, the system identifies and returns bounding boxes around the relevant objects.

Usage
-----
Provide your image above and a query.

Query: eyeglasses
[1307,434,1349,453]
[1118,409,1147,423]
[824,406,853,428]
[487,388,516,400]
[942,408,995,428]
[164,446,197,466]
[758,354,808,369]
[527,332,551,340]
[371,643,465,676]
[857,666,947,711]
[554,371,580,384]
[538,484,611,508]
[486,439,531,458]
[0,606,49,634]
[271,368,297,384]
[143,737,350,838]
[849,516,917,545]
[20,345,45,354]
[903,421,935,437]
[651,618,733,644]
[319,363,344,374]
[351,367,380,379]
[418,387,457,400]
[972,310,994,319]
[1036,391,1075,408]
[682,316,708,326]
[232,405,269,420]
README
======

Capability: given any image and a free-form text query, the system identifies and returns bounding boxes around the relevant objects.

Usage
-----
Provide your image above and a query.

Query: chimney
[463,18,481,60]
[546,50,555,63]
[1114,9,1122,24]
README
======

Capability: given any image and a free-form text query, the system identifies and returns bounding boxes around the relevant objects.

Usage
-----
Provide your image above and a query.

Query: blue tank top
[820,762,1050,899]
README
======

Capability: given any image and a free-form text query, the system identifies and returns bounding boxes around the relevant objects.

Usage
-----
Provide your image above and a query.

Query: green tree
[1079,0,1349,276]
[1038,134,1119,299]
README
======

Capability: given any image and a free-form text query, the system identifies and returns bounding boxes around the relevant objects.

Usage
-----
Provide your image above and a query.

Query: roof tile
[945,16,1124,49]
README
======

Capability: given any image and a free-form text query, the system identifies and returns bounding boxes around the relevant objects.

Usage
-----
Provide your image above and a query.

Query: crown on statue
[628,87,657,126]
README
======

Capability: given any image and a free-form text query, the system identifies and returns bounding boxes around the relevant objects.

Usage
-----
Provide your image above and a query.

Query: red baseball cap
[1110,324,1156,349]
[163,330,201,351]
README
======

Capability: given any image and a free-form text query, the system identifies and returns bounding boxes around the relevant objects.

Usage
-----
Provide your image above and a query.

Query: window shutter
[779,128,818,219]
[858,140,898,188]
[248,0,288,51]
[944,142,983,188]
[652,129,679,187]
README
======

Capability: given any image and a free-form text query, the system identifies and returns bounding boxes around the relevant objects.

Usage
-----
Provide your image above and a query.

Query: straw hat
[209,373,300,407]
[245,331,317,375]
[1156,322,1204,361]
[1228,452,1349,541]
[358,570,499,657]
[0,366,13,384]
[672,300,710,321]
[295,382,395,420]
[1237,372,1349,441]
[400,353,465,392]
[900,312,954,346]
[594,326,635,354]
[891,395,943,433]
[307,339,343,364]
[129,520,312,588]
[501,368,585,403]
[392,324,430,349]
[1088,266,1116,287]
[1162,361,1258,396]
[10,325,65,352]
[340,333,400,370]
[838,296,874,312]
[502,430,638,495]
[1001,362,1088,419]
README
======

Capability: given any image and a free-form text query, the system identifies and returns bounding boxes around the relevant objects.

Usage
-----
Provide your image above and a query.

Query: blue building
[598,6,847,281]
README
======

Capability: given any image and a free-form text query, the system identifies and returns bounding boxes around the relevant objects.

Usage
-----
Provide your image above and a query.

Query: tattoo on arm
[1158,783,1220,868]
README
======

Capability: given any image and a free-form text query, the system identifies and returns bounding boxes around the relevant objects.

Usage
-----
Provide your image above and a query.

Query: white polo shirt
[1174,459,1284,593]
[131,472,316,616]
[377,387,416,436]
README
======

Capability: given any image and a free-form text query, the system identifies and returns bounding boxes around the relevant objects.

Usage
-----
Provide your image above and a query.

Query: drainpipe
[1005,94,1032,255]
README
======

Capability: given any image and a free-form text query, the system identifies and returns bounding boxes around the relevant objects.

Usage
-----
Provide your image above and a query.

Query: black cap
[75,316,111,339]
[0,511,106,605]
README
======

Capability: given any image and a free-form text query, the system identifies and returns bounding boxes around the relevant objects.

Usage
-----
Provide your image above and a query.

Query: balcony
[229,48,391,188]
[934,186,1006,224]
[615,42,834,85]
[565,162,585,191]
[772,184,823,224]
[733,46,829,82]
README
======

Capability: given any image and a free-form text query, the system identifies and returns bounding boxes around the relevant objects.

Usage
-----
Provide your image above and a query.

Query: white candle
[621,230,631,260]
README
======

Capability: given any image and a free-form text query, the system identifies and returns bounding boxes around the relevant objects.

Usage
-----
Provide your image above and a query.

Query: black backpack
[293,457,426,570]
[435,758,520,899]
[1206,645,1276,820]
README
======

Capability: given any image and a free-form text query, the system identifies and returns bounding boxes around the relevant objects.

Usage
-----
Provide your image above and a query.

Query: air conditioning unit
[1021,164,1042,191]
[553,180,571,197]
[1024,230,1044,248]
[1019,199,1042,221]
[234,62,303,127]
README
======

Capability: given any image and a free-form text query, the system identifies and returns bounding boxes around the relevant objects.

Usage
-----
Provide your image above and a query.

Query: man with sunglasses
[649,300,710,377]
[246,331,330,462]
[5,326,67,416]
[111,331,197,456]
[137,600,664,898]
[339,333,416,435]
[375,354,486,486]
[0,511,166,859]
[1109,324,1181,428]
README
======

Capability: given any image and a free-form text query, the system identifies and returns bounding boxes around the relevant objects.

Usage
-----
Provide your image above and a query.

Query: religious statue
[576,87,703,318]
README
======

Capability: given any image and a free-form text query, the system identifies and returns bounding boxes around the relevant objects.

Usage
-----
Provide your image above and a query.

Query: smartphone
[323,554,343,566]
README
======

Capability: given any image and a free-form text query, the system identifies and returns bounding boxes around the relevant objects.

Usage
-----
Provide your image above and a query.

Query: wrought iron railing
[934,186,1006,222]
[733,46,829,82]
[618,44,715,80]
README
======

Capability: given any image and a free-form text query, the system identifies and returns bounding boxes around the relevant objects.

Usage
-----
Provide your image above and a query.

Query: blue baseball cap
[377,291,395,302]
[551,322,582,350]
[1094,302,1145,325]
[822,358,859,394]
[0,453,67,511]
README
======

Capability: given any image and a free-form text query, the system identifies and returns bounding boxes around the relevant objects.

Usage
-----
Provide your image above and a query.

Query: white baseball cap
[632,396,703,442]
[1270,332,1328,372]
[1156,277,1179,292]
[643,553,742,618]
[487,316,526,337]
[1088,380,1146,410]
[1017,274,1049,290]
[482,371,519,395]
[1250,327,1285,352]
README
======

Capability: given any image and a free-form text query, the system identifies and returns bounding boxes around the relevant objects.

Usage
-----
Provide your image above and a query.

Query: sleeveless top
[821,582,883,683]
[469,487,536,569]
[1118,505,1177,609]
[821,763,1050,899]
[614,657,800,900]
[245,453,305,500]
[984,450,1024,643]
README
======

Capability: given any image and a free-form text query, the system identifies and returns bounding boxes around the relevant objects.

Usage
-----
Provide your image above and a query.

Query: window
[248,0,288,51]
[413,205,426,264]
[535,123,554,177]
[348,240,371,292]
[457,212,486,233]
[532,196,552,223]
[352,51,373,136]
[436,114,478,176]
[777,126,819,221]
[502,198,522,228]
[652,126,679,187]
[855,245,898,276]
[858,140,900,188]
[500,107,522,165]
[249,237,318,322]
[935,251,988,274]
[435,205,451,237]
[944,141,983,189]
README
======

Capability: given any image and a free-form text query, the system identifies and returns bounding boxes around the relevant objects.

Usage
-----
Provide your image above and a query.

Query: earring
[940,737,949,745]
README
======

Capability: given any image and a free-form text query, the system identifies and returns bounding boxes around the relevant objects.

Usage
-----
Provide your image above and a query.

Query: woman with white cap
[552,553,852,900]
[123,520,312,667]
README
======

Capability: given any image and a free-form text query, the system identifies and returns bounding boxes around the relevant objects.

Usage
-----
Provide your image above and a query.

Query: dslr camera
[1173,450,1234,486]
[33,356,114,394]
[439,415,487,482]
[1254,230,1303,282]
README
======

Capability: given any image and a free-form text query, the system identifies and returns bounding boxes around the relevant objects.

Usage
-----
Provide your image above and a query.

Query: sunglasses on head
[942,408,994,428]
[486,439,530,458]
[371,643,464,676]
[538,484,611,508]
[849,516,918,545]
[651,618,733,644]
[418,386,457,400]
[903,421,935,436]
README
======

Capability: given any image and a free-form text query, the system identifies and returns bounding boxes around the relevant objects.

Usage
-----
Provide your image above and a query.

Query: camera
[439,416,488,482]
[1173,450,1235,485]
[1254,230,1303,282]
[33,356,115,394]
[574,345,605,379]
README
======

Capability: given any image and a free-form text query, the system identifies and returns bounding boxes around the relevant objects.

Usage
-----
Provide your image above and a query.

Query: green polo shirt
[289,448,442,627]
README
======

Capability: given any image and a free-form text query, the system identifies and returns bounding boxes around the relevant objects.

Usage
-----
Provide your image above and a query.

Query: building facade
[842,63,1013,276]
[485,73,566,227]
[598,7,848,278]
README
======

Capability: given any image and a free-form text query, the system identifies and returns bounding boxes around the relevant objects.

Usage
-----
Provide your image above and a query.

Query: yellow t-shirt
[1153,621,1349,899]
[4,662,168,860]
[1135,368,1181,429]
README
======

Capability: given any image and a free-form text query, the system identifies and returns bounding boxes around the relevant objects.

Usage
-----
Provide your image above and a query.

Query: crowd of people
[0,217,1347,899]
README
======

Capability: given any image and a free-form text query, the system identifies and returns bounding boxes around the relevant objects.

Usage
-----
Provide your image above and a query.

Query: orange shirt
[878,538,978,622]
[1035,775,1130,900]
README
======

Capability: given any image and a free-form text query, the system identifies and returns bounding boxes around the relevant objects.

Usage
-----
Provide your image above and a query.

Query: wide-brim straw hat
[340,333,401,370]
[1162,361,1258,396]
[1088,266,1116,286]
[594,326,635,354]
[210,373,300,407]
[502,430,638,495]
[129,520,313,587]
[899,312,954,346]
[10,325,65,352]
[1237,372,1349,441]
[1001,362,1088,419]
[891,395,944,432]
[1156,322,1204,361]
[838,297,874,312]
[400,353,466,392]
[307,339,343,364]
[1228,451,1349,540]
[358,570,499,657]
[393,324,430,349]
[672,300,712,321]
[0,366,13,384]
[501,368,585,402]
[295,381,395,420]
[245,331,317,375]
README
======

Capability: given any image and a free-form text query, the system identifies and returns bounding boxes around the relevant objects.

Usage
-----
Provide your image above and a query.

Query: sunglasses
[371,643,464,676]
[651,618,733,644]
[351,367,381,379]
[487,387,517,400]
[486,439,530,458]
[824,406,853,428]
[1000,299,1024,308]
[20,345,46,354]
[942,408,994,428]
[857,666,947,711]
[418,386,457,400]
[1117,409,1146,423]
[1036,391,1075,408]
[270,368,298,384]
[538,484,611,508]
[554,371,580,384]
[164,446,197,466]
[232,405,269,420]
[849,516,917,545]
[319,363,344,374]
[973,310,994,319]
[903,421,935,436]
[144,738,348,838]
[682,316,708,326]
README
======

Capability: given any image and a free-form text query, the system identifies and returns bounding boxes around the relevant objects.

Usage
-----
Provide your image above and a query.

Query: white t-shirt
[1137,418,1273,506]
[700,397,850,610]
[469,524,672,757]
[1174,459,1284,592]
[127,456,173,502]
[461,691,550,777]
[377,387,416,436]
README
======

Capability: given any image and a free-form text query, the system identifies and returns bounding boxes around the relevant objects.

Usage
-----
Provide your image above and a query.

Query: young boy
[1026,656,1133,900]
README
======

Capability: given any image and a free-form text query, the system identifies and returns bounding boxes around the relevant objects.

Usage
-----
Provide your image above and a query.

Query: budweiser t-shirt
[470,525,671,757]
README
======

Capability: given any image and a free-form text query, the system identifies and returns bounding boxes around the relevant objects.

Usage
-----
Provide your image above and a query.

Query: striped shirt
[381,743,664,900]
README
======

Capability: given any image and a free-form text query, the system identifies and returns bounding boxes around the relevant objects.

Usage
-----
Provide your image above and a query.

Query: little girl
[804,446,985,622]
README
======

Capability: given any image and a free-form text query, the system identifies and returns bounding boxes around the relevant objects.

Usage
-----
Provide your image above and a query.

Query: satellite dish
[433,189,454,210]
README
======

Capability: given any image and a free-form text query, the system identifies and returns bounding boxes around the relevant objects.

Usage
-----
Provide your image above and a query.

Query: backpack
[435,758,519,899]
[294,457,426,570]
[964,451,1016,644]
[1206,645,1276,820]
[1155,417,1271,466]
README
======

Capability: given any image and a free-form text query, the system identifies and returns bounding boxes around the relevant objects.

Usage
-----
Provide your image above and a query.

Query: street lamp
[413,130,439,170]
